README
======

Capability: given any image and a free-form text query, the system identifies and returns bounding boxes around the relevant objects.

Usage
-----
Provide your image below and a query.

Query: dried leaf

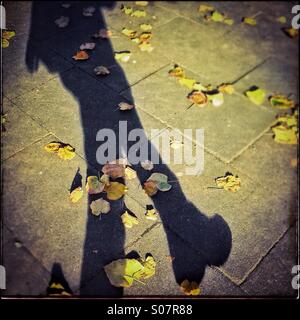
[140,23,152,31]
[141,160,154,171]
[121,211,139,228]
[115,51,132,62]
[105,182,127,200]
[44,142,62,153]
[199,4,214,14]
[118,102,135,110]
[218,83,235,94]
[242,17,257,25]
[283,27,298,38]
[70,187,83,203]
[2,30,16,40]
[122,28,137,38]
[168,65,185,78]
[138,42,154,52]
[245,87,266,105]
[57,145,76,160]
[188,91,208,107]
[215,173,241,192]
[72,50,89,60]
[272,125,298,144]
[269,95,295,109]
[178,77,196,90]
[135,1,148,6]
[79,42,95,50]
[83,6,95,17]
[180,280,201,296]
[131,10,146,18]
[94,65,110,76]
[125,167,137,180]
[139,32,152,42]
[54,16,69,28]
[85,176,105,194]
[93,29,112,39]
[143,180,158,196]
[90,198,111,216]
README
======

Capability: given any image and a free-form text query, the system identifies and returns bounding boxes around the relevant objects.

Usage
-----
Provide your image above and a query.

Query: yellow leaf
[105,182,127,200]
[140,23,152,31]
[193,82,210,91]
[211,11,225,22]
[2,30,16,40]
[139,32,153,42]
[215,173,241,192]
[272,125,298,145]
[138,42,154,52]
[206,92,224,107]
[70,187,83,203]
[44,142,62,153]
[121,211,139,228]
[135,1,148,6]
[224,18,234,25]
[102,163,125,178]
[85,176,105,194]
[245,87,266,105]
[121,28,137,38]
[2,38,9,48]
[131,10,146,17]
[283,27,298,38]
[269,94,295,109]
[121,5,133,15]
[50,282,65,290]
[145,206,159,221]
[199,4,214,14]
[134,255,156,280]
[125,167,137,180]
[178,77,196,90]
[242,17,257,25]
[90,198,111,216]
[188,91,208,107]
[218,83,235,94]
[168,65,185,78]
[115,51,132,62]
[57,145,76,160]
[277,16,286,24]
[180,280,201,296]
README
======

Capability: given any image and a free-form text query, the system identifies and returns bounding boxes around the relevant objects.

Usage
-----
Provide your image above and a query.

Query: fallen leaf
[57,145,76,160]
[224,18,234,25]
[131,10,146,18]
[166,255,175,262]
[218,83,235,94]
[272,125,298,144]
[207,92,224,107]
[122,28,137,38]
[178,77,196,90]
[94,65,110,76]
[83,6,95,17]
[70,187,83,203]
[140,23,152,31]
[100,173,110,186]
[168,65,185,78]
[85,176,105,194]
[115,51,132,62]
[215,173,241,192]
[105,182,127,200]
[134,255,156,280]
[180,280,201,296]
[139,32,152,42]
[211,11,225,22]
[121,211,139,228]
[47,282,72,296]
[2,30,16,40]
[147,173,172,192]
[118,102,135,110]
[2,39,9,48]
[125,167,137,180]
[269,95,295,109]
[283,27,298,38]
[90,198,111,216]
[242,17,257,25]
[277,114,297,127]
[79,42,96,50]
[188,91,208,107]
[199,4,214,14]
[121,5,133,15]
[72,50,89,60]
[44,142,62,153]
[141,160,154,171]
[145,205,159,220]
[135,1,148,6]
[245,87,266,105]
[193,82,210,91]
[102,163,125,179]
[93,29,112,39]
[54,16,69,28]
[143,180,158,196]
[138,42,154,52]
[277,16,286,24]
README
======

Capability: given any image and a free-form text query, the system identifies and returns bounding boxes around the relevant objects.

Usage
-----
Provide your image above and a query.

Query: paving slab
[1,225,50,296]
[1,97,48,161]
[241,225,298,297]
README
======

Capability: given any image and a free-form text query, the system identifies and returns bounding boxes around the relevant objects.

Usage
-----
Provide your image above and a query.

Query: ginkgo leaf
[85,176,105,194]
[94,65,110,76]
[178,77,196,90]
[135,1,148,6]
[115,51,132,62]
[2,30,16,40]
[54,16,70,28]
[188,91,208,107]
[83,6,95,17]
[99,173,110,186]
[141,160,154,171]
[145,206,159,220]
[140,23,152,31]
[211,11,225,22]
[2,39,9,48]
[102,163,125,179]
[93,29,112,39]
[143,180,158,196]
[215,173,241,192]
[131,10,146,18]
[70,187,83,203]
[147,172,172,192]
[72,51,89,60]
[79,42,95,50]
[121,5,133,15]
[277,16,286,24]
[57,145,76,160]
[207,92,224,107]
[134,255,156,280]
[242,17,257,25]
[199,4,214,14]
[277,113,298,127]
[105,182,127,200]
[139,32,152,42]
[121,211,139,228]
[138,42,154,52]
[90,198,111,216]
[224,18,234,25]
[272,125,298,144]
[122,28,137,38]
[125,167,137,180]
[168,65,185,78]
[118,102,135,110]
[283,27,298,38]
[245,87,266,105]
[44,142,62,153]
[218,83,235,94]
[193,82,210,91]
[180,280,201,296]
[269,95,295,109]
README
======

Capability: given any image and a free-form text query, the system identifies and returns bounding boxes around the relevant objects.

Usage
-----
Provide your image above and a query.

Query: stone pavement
[1,1,298,297]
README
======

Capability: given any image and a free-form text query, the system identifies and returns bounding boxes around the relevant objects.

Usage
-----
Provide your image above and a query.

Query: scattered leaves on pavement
[85,176,105,194]
[121,211,139,228]
[215,173,241,192]
[118,102,135,110]
[72,50,89,60]
[245,87,266,105]
[141,160,154,171]
[242,17,257,25]
[94,65,110,76]
[180,280,201,296]
[115,51,132,62]
[70,187,83,203]
[79,42,95,50]
[105,182,127,200]
[90,198,111,216]
[54,16,70,28]
[269,94,295,109]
